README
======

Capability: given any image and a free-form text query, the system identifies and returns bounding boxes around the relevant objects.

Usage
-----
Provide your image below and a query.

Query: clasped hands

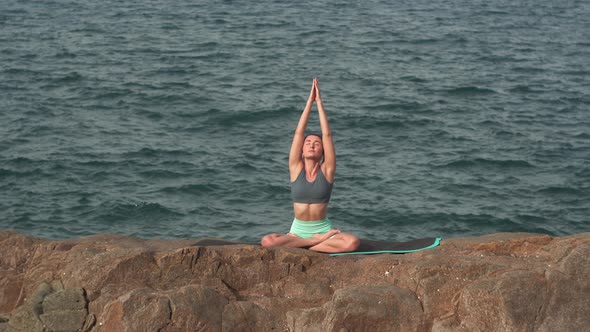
[307,78,322,103]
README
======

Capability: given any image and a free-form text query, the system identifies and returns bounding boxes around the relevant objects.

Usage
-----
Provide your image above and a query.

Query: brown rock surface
[0,231,588,331]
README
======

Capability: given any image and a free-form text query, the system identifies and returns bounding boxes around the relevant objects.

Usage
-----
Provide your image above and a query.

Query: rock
[327,285,424,332]
[1,278,92,332]
[98,284,229,332]
[288,285,424,332]
[40,288,89,332]
[39,310,88,332]
[0,319,10,332]
[536,240,590,332]
[98,288,172,332]
[42,288,86,312]
[455,271,548,331]
[0,230,589,331]
[8,307,44,332]
[222,301,276,331]
[164,284,228,331]
[7,282,52,332]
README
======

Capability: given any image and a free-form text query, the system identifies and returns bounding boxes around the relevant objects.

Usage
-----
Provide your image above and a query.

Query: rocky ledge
[0,231,589,332]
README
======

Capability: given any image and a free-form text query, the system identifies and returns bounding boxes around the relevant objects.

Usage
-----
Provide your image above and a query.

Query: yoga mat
[192,237,441,256]
[329,237,441,256]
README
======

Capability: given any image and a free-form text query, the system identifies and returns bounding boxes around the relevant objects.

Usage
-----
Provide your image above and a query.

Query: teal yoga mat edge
[329,237,442,256]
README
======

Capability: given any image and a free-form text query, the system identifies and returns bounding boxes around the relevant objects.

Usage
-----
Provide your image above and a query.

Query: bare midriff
[293,202,329,221]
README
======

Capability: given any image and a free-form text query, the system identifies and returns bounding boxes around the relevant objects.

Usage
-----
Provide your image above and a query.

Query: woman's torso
[293,202,329,221]
[291,165,333,221]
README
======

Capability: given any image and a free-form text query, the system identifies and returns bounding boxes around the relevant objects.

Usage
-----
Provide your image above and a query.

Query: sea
[1,0,588,242]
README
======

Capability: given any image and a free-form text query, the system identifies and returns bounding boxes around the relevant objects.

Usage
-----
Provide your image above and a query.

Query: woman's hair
[304,133,322,140]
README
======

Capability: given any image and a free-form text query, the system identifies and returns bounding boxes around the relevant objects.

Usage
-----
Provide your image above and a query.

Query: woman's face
[303,135,323,160]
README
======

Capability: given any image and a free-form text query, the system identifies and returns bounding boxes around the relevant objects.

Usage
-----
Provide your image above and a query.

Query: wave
[364,101,426,112]
[50,71,84,84]
[573,133,590,139]
[537,186,585,196]
[512,66,546,74]
[0,168,43,179]
[508,85,544,94]
[71,25,107,34]
[400,75,428,83]
[122,148,193,159]
[202,107,296,127]
[233,162,257,172]
[440,158,535,169]
[339,113,437,131]
[93,87,135,100]
[87,200,181,220]
[560,69,590,77]
[342,116,405,130]
[53,49,77,59]
[445,86,497,96]
[409,38,441,45]
[1,67,42,76]
[138,169,188,179]
[438,183,488,192]
[160,183,221,196]
[161,22,181,30]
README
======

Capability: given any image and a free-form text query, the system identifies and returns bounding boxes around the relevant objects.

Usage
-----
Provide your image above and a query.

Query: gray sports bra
[291,168,333,204]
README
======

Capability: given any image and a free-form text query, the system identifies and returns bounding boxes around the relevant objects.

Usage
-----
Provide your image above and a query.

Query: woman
[261,78,360,253]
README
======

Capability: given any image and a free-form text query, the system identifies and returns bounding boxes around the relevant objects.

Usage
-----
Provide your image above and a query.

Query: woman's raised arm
[289,80,315,178]
[314,79,336,183]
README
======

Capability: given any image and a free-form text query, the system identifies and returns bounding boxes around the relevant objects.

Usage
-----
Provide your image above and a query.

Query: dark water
[1,0,589,242]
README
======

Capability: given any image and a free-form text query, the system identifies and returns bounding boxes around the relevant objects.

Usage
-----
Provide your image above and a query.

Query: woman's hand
[307,79,316,103]
[313,78,322,102]
[312,229,341,243]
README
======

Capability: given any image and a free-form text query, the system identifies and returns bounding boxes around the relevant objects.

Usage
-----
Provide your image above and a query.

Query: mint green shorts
[289,218,332,239]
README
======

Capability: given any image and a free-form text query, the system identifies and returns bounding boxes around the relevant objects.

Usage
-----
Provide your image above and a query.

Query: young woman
[261,78,360,253]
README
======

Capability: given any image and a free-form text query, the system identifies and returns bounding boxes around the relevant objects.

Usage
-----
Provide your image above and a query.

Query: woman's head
[303,133,324,161]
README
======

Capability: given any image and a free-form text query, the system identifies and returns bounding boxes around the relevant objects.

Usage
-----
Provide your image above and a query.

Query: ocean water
[1,0,589,242]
